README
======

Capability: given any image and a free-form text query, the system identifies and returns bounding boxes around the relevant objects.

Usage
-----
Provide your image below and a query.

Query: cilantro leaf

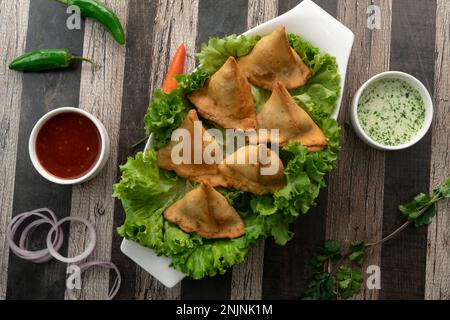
[437,177,450,198]
[413,203,437,227]
[335,266,363,299]
[349,241,366,267]
[311,240,342,269]
[303,272,338,300]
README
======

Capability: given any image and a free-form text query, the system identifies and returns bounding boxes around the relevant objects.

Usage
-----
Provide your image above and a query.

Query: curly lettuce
[114,151,294,278]
[289,34,341,118]
[143,89,190,149]
[117,32,342,279]
[196,34,261,74]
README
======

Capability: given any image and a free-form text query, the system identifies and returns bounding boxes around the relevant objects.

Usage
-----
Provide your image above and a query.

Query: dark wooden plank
[261,0,337,300]
[278,0,337,16]
[195,0,249,50]
[180,0,249,300]
[380,0,436,300]
[6,0,85,300]
[262,193,328,299]
[111,0,157,300]
[0,0,30,300]
[425,0,450,300]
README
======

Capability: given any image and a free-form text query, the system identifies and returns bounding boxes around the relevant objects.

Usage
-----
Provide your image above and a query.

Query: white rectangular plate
[121,0,354,288]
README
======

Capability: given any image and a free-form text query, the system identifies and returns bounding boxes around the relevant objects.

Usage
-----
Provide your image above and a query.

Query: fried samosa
[219,144,286,195]
[257,81,328,151]
[188,56,257,130]
[157,109,226,186]
[238,26,312,90]
[164,183,245,239]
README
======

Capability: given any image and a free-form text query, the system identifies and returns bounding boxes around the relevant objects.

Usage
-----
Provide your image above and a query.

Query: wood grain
[7,0,85,300]
[278,0,337,16]
[277,0,301,15]
[110,0,157,300]
[246,0,278,29]
[195,0,249,50]
[325,0,392,300]
[0,0,30,300]
[2,0,449,301]
[380,0,436,300]
[66,0,128,300]
[425,0,450,300]
[230,0,278,301]
[130,0,199,300]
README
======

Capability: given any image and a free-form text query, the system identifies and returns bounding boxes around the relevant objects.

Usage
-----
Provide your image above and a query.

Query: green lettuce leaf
[175,67,210,94]
[196,34,261,74]
[289,33,341,118]
[251,84,271,113]
[171,208,295,279]
[114,152,294,278]
[117,32,342,280]
[114,151,201,256]
[144,89,190,149]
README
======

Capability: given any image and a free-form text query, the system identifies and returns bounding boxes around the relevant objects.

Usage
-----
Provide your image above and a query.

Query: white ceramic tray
[121,0,354,288]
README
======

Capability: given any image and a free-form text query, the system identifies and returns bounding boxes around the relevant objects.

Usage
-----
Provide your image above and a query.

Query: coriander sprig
[303,176,450,300]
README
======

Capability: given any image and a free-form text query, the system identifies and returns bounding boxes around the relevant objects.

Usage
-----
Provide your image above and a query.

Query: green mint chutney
[357,78,426,146]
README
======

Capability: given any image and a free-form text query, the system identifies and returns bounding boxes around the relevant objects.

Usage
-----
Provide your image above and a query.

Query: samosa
[238,26,312,90]
[157,109,226,186]
[188,56,257,130]
[257,81,328,151]
[164,183,245,239]
[218,144,286,195]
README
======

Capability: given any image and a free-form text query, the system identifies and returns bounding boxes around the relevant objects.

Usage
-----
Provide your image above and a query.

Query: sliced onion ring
[46,216,96,264]
[7,208,63,263]
[66,261,121,300]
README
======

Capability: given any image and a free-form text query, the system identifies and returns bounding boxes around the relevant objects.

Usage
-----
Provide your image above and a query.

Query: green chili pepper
[57,0,125,45]
[9,49,96,72]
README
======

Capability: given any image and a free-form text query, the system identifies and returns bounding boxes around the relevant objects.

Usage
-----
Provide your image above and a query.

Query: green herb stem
[367,197,440,248]
[304,178,450,300]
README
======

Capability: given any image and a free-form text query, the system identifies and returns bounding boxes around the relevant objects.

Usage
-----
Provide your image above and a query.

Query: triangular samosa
[164,183,245,239]
[257,81,328,151]
[188,56,257,130]
[157,109,226,186]
[238,26,312,90]
[218,144,286,195]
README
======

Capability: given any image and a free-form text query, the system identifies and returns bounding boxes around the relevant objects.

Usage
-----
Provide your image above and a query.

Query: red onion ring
[6,208,64,263]
[7,209,121,299]
[66,261,121,300]
[46,216,96,264]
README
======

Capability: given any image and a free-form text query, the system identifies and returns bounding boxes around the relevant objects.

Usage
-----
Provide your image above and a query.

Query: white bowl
[29,107,110,185]
[120,0,355,288]
[350,71,433,151]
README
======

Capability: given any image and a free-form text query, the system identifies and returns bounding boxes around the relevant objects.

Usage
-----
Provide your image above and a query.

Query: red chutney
[36,112,101,179]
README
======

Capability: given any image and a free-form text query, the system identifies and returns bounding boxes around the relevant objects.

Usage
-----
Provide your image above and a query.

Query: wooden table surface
[1,0,449,300]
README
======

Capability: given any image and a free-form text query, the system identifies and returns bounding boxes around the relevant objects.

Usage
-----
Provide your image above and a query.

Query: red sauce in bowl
[35,112,101,179]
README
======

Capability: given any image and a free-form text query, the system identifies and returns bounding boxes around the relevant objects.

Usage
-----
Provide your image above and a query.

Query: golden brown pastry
[238,26,312,90]
[218,144,286,195]
[257,81,328,151]
[157,109,227,186]
[164,183,245,239]
[188,56,257,130]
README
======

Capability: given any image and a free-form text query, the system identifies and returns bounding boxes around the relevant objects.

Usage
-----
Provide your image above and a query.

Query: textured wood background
[1,0,449,300]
